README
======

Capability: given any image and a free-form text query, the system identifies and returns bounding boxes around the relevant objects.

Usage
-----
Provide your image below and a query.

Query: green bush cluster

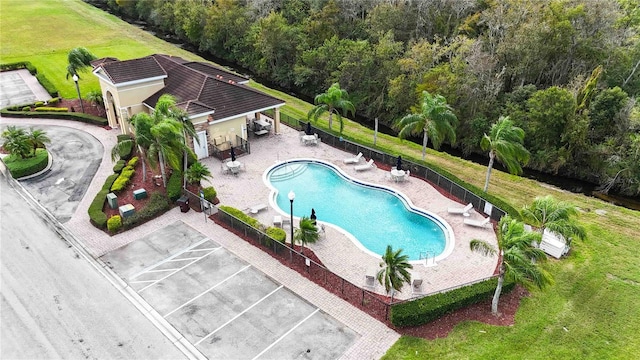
[0,108,108,126]
[265,227,286,243]
[34,101,44,107]
[34,107,68,112]
[115,134,133,160]
[21,106,30,112]
[107,215,122,233]
[3,148,48,178]
[47,97,60,105]
[127,156,139,167]
[219,205,262,229]
[166,171,182,202]
[122,193,171,228]
[112,159,126,173]
[390,277,515,327]
[111,165,135,192]
[88,173,119,229]
[202,186,217,202]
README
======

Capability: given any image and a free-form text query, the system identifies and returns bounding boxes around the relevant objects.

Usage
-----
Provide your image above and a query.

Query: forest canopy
[91,0,640,196]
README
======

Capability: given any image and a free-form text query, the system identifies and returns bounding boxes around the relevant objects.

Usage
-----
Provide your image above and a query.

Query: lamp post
[288,190,295,250]
[72,74,85,113]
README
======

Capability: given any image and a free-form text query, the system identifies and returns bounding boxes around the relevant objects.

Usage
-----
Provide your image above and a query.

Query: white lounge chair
[410,272,423,295]
[354,159,375,171]
[463,217,491,228]
[343,152,363,164]
[448,203,473,216]
[273,215,283,227]
[364,267,377,289]
[250,203,267,214]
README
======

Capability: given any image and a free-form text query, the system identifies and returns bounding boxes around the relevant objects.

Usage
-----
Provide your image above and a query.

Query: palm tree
[521,195,586,247]
[376,245,413,303]
[394,91,458,161]
[294,216,319,254]
[27,128,51,155]
[1,126,30,159]
[307,82,355,134]
[470,215,552,315]
[185,161,213,186]
[66,47,97,79]
[481,116,530,192]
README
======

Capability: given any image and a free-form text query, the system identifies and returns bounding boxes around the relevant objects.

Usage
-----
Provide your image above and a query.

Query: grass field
[2,1,638,359]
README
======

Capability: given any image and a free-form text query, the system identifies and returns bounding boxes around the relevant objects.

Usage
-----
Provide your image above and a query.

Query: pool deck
[201,119,499,301]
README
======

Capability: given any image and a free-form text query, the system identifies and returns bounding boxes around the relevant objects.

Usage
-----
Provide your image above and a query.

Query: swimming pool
[264,159,455,262]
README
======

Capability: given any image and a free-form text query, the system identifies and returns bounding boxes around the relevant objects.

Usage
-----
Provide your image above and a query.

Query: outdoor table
[226,160,242,173]
[391,169,405,182]
[302,134,316,145]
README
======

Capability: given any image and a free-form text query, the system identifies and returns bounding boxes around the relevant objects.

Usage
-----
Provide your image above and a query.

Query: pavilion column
[274,108,281,134]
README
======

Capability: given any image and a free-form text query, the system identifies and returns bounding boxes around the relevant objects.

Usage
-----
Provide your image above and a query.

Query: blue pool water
[265,160,452,261]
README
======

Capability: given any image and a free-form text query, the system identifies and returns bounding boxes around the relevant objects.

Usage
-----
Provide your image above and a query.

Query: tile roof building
[92,54,284,159]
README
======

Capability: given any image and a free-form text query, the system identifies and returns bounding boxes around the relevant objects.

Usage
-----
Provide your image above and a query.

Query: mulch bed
[210,212,528,339]
[58,98,105,118]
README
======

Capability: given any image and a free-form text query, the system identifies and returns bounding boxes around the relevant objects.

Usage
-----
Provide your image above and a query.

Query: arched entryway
[105,91,120,130]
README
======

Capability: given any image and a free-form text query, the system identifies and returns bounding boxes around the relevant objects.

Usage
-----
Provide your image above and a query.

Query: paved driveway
[0,69,51,107]
[101,221,358,360]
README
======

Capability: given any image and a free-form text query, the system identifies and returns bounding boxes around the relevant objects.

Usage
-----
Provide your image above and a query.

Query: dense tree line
[88,0,640,196]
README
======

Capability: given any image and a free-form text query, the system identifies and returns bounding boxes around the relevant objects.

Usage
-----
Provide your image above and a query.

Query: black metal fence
[265,110,507,221]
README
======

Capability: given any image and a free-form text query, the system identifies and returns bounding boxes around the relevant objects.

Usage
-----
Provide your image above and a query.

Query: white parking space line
[169,256,201,262]
[129,238,212,280]
[138,248,222,292]
[195,285,284,346]
[129,279,157,284]
[146,268,180,274]
[251,308,320,360]
[163,265,252,318]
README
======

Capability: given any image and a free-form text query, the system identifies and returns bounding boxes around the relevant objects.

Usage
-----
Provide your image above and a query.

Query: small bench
[133,188,147,200]
[254,129,269,136]
[119,204,135,218]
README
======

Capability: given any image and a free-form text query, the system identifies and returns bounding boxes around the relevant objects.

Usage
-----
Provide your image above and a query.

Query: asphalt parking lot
[101,221,358,359]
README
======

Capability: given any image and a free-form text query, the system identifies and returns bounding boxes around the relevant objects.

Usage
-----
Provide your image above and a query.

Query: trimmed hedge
[107,215,122,233]
[88,173,119,229]
[35,107,68,112]
[202,186,217,202]
[111,165,135,192]
[127,156,139,167]
[1,61,36,74]
[3,148,48,178]
[35,73,59,97]
[0,108,108,126]
[265,227,286,243]
[122,193,171,228]
[113,159,126,173]
[390,277,515,327]
[167,171,182,202]
[219,205,262,229]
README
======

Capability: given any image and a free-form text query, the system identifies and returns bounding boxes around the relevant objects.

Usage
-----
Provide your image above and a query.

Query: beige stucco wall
[208,116,247,147]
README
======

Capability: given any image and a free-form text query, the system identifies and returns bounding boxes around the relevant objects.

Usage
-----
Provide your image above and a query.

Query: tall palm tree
[294,216,319,254]
[376,245,413,303]
[66,47,97,79]
[1,126,30,159]
[521,195,586,247]
[27,128,51,155]
[470,215,552,315]
[394,91,458,161]
[307,82,355,134]
[481,116,530,192]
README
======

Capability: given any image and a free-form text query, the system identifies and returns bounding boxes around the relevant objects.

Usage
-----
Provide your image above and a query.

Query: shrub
[115,134,133,160]
[202,186,217,202]
[35,73,59,97]
[3,148,48,178]
[122,193,171,228]
[34,107,68,112]
[127,156,138,167]
[34,101,44,107]
[266,227,286,243]
[390,278,515,327]
[167,171,182,202]
[21,106,30,112]
[111,165,135,192]
[47,97,60,105]
[218,205,262,229]
[107,215,122,233]
[112,159,126,173]
[88,173,119,229]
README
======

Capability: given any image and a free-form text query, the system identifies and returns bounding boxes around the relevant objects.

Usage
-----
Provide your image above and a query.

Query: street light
[72,74,85,113]
[288,190,295,249]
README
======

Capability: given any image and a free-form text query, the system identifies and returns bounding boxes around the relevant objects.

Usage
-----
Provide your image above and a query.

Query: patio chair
[463,217,491,228]
[250,203,267,214]
[354,159,375,171]
[343,152,363,164]
[447,203,473,216]
[411,273,423,295]
[364,267,377,289]
[273,215,283,227]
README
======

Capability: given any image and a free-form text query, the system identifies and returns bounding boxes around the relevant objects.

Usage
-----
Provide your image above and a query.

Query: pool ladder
[420,251,437,267]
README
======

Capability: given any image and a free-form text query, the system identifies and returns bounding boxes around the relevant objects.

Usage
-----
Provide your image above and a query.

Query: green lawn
[2,1,639,358]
